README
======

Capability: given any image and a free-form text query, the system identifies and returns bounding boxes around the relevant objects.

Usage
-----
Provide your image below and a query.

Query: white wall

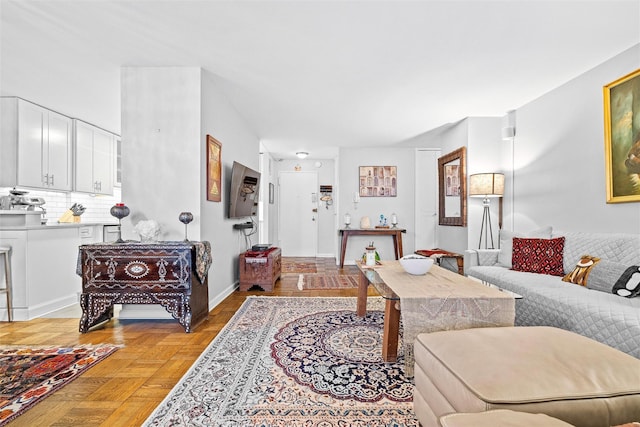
[121,67,202,241]
[401,120,470,253]
[508,44,640,234]
[338,147,416,264]
[466,117,504,249]
[398,117,506,253]
[200,70,260,304]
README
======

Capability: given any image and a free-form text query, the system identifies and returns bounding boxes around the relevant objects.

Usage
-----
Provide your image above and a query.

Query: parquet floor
[0,258,373,427]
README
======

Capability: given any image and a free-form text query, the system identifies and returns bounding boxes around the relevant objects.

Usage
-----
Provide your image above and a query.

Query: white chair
[0,246,13,322]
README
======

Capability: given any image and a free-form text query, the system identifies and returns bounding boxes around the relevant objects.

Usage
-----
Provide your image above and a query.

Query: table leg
[392,235,399,259]
[382,299,400,362]
[456,257,464,275]
[340,232,348,268]
[396,231,404,259]
[357,270,369,317]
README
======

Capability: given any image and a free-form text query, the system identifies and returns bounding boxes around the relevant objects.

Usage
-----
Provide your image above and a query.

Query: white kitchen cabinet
[0,97,73,191]
[0,226,80,320]
[74,119,115,195]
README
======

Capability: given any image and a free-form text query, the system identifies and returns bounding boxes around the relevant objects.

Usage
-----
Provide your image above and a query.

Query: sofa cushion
[512,237,565,276]
[557,232,640,275]
[613,266,640,298]
[563,255,601,286]
[587,260,635,294]
[497,226,552,268]
[414,326,640,427]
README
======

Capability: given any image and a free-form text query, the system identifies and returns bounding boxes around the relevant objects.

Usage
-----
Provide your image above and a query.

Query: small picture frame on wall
[603,68,640,203]
[206,135,222,202]
[359,166,397,197]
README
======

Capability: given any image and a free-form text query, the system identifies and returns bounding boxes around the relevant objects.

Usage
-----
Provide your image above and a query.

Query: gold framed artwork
[359,166,397,197]
[603,68,640,203]
[206,135,222,202]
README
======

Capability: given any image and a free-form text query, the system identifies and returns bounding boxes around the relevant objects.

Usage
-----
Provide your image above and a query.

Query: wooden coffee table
[356,261,515,363]
[356,262,401,362]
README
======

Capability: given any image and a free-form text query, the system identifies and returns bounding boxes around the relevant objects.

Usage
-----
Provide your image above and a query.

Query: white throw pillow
[498,226,553,268]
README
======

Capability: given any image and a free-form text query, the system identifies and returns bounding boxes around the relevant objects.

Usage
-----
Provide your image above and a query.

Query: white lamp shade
[469,173,504,197]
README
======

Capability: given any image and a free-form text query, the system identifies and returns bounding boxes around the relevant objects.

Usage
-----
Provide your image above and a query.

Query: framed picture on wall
[359,166,397,197]
[206,135,222,202]
[603,68,640,203]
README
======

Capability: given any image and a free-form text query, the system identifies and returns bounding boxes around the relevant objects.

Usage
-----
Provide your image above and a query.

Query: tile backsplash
[0,187,121,223]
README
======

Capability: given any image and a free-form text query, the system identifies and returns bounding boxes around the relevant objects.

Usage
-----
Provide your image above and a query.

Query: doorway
[278,171,318,256]
[414,149,440,249]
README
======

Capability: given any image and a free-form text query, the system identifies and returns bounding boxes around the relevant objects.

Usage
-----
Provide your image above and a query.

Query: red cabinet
[239,247,281,291]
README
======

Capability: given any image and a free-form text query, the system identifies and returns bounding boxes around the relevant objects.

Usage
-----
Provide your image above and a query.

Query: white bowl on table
[399,255,434,275]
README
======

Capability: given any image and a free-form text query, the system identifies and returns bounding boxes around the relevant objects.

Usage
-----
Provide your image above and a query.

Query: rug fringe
[297,274,304,290]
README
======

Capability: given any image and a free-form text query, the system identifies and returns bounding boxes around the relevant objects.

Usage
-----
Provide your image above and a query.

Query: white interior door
[415,149,439,249]
[279,171,318,256]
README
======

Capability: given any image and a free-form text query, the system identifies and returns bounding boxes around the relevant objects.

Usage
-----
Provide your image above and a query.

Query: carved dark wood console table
[77,241,212,333]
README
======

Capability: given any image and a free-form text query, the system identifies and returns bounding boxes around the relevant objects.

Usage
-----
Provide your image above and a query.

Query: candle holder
[391,213,398,228]
[179,212,194,241]
[344,212,351,229]
[110,203,130,243]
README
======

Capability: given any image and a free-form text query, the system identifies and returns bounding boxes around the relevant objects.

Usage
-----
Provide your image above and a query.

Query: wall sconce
[353,192,360,210]
[469,173,504,249]
[296,151,309,159]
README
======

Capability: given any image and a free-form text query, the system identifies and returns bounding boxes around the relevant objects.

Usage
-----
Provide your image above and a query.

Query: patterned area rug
[144,296,417,426]
[281,259,317,274]
[0,344,120,426]
[297,273,360,290]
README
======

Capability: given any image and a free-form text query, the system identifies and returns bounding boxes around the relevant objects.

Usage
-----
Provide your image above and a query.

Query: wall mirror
[438,147,467,226]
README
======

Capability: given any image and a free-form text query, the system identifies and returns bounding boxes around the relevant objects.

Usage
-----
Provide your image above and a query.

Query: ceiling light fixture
[296,151,309,159]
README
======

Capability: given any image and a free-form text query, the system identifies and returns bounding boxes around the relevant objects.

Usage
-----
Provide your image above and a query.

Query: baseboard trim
[208,281,239,311]
[4,294,79,321]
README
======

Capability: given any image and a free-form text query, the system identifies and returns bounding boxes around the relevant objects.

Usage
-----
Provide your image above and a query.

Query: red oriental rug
[297,273,360,290]
[281,259,317,274]
[0,344,119,426]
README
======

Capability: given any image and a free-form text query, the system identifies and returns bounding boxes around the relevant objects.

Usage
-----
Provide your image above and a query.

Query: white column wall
[121,67,202,241]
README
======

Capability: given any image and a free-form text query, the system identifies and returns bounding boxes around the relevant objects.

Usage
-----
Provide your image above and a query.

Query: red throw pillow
[512,237,565,276]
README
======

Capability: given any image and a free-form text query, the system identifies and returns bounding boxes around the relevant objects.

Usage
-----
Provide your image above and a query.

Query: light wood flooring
[1,258,372,427]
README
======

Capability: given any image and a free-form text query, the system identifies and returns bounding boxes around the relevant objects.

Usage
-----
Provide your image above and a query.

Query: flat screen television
[228,161,261,218]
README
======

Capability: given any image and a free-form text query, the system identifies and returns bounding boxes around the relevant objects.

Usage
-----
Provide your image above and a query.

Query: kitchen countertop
[0,221,119,230]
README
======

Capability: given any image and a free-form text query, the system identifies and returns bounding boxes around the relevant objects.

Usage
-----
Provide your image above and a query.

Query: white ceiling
[2,1,639,159]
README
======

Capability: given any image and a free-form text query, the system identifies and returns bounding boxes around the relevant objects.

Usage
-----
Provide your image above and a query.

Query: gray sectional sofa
[464,231,640,358]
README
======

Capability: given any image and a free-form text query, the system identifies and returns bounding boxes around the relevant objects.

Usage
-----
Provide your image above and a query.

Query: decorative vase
[179,212,194,241]
[110,203,130,220]
[344,212,351,229]
[110,203,130,243]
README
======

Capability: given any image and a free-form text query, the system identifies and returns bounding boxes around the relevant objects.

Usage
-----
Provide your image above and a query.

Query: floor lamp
[469,173,504,249]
